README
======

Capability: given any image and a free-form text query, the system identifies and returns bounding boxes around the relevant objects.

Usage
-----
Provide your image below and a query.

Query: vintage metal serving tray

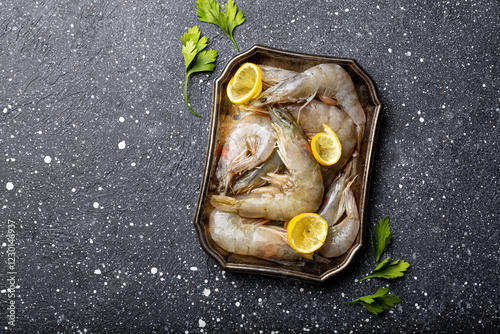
[193,45,383,283]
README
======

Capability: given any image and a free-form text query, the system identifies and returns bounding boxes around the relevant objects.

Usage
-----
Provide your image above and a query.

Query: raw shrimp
[232,149,284,194]
[211,107,324,221]
[260,65,298,86]
[318,183,360,258]
[209,209,303,264]
[316,162,353,224]
[284,100,357,173]
[216,113,276,195]
[251,63,366,152]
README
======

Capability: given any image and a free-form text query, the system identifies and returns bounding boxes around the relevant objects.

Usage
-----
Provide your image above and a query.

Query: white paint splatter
[198,319,206,328]
[388,48,393,53]
[119,117,125,122]
[44,156,52,163]
[203,288,211,297]
[151,267,158,274]
[93,202,100,208]
[6,182,14,190]
[419,117,424,123]
[94,269,102,275]
[405,51,412,56]
[190,267,198,271]
[118,141,126,149]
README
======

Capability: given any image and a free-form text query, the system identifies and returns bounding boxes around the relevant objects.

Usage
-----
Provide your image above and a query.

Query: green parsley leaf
[196,0,245,52]
[371,216,392,262]
[359,257,410,281]
[181,25,218,117]
[347,287,401,315]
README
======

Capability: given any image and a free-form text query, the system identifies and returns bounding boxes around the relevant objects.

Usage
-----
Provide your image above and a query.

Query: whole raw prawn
[209,209,303,264]
[211,107,324,221]
[216,113,276,195]
[251,63,366,152]
[318,180,360,258]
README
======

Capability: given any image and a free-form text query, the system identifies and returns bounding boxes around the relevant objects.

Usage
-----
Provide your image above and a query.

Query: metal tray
[193,45,383,283]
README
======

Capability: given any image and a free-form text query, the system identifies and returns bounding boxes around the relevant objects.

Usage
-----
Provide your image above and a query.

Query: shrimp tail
[210,195,240,213]
[313,253,330,264]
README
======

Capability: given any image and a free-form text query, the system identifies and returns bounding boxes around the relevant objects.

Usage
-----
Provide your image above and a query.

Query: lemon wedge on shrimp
[311,124,342,166]
[227,63,262,104]
[287,213,328,259]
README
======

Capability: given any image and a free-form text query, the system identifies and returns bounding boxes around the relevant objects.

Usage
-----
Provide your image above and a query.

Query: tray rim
[193,44,383,284]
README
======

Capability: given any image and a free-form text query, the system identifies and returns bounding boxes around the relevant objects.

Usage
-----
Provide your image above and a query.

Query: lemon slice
[227,63,262,104]
[311,124,342,166]
[287,213,328,258]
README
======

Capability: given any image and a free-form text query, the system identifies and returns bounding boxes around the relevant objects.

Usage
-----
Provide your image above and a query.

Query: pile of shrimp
[209,63,366,265]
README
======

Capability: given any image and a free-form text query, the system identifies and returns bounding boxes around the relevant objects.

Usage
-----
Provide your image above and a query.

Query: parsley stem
[184,73,200,117]
[226,33,239,52]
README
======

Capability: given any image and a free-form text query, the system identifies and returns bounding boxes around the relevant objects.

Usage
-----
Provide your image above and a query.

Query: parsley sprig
[181,25,218,117]
[371,216,392,262]
[347,287,401,315]
[359,257,410,281]
[196,0,245,52]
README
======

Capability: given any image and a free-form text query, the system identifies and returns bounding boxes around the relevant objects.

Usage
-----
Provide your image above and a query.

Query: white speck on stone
[131,162,136,167]
[89,239,93,244]
[190,267,198,271]
[419,117,424,123]
[93,202,100,209]
[199,319,206,328]
[6,182,14,190]
[388,48,392,53]
[94,269,102,275]
[203,288,211,297]
[2,108,7,113]
[405,51,412,56]
[151,267,158,274]
[44,156,52,163]
[119,117,125,122]
[399,184,403,188]
[118,141,126,149]
[71,188,76,192]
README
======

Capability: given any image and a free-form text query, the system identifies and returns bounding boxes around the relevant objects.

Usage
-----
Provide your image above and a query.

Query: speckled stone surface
[0,0,498,332]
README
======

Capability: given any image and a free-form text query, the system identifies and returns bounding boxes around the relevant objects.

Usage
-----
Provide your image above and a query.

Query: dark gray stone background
[0,0,498,332]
